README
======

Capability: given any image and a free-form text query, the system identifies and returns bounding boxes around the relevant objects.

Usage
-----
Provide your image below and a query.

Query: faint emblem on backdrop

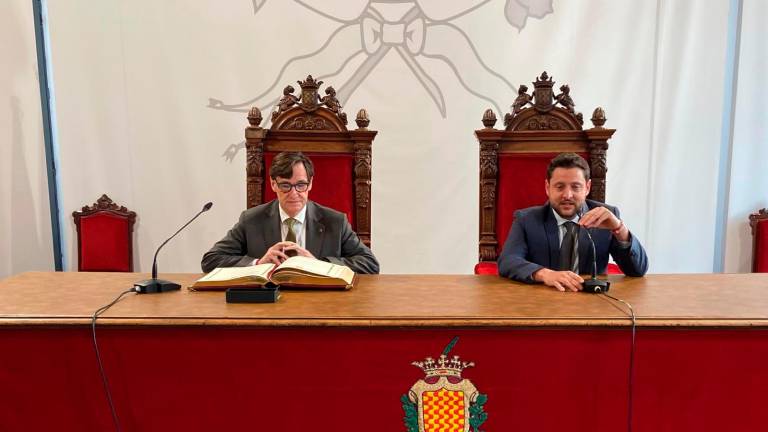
[209,0,553,121]
[402,337,488,432]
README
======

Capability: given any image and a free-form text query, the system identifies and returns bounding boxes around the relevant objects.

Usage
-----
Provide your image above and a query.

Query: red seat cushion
[474,262,499,275]
[607,263,623,275]
[263,152,354,227]
[79,213,131,272]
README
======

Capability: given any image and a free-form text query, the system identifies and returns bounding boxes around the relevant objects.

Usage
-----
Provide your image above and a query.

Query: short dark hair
[269,151,314,180]
[547,153,590,180]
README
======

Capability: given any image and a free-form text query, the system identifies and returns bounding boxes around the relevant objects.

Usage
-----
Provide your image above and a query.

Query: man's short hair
[270,151,315,180]
[547,153,591,180]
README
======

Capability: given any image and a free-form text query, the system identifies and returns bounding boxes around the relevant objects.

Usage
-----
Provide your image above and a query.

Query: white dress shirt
[551,209,580,246]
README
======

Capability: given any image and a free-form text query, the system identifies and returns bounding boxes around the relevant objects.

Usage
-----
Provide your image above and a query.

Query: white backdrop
[723,0,768,272]
[0,1,54,279]
[4,0,758,276]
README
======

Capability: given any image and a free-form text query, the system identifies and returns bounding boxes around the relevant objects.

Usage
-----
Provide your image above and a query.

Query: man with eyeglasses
[202,151,379,274]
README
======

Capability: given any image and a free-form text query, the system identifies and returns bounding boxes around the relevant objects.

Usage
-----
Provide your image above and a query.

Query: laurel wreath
[401,394,419,432]
[469,393,488,431]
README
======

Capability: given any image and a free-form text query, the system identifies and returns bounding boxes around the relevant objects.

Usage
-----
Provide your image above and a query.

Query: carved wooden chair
[474,71,617,275]
[73,194,136,272]
[244,75,377,246]
[749,209,768,273]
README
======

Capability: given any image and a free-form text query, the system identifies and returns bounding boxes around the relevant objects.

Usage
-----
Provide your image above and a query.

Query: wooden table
[1,272,767,431]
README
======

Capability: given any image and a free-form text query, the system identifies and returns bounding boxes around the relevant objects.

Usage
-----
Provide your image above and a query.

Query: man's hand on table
[533,268,584,292]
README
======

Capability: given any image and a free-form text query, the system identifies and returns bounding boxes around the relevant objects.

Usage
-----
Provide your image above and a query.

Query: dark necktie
[284,218,297,257]
[559,221,579,272]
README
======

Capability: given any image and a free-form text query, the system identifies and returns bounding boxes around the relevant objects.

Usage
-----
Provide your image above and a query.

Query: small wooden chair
[73,194,136,272]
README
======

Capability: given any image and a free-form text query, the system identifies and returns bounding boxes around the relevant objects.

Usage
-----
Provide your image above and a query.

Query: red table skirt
[1,327,765,431]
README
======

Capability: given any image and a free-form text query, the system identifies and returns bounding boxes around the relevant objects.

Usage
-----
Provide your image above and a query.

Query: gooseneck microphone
[581,226,610,293]
[576,208,610,293]
[134,202,213,293]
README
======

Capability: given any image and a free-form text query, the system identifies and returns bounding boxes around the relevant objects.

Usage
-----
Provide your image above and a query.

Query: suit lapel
[305,201,326,256]
[263,201,282,248]
[543,206,561,269]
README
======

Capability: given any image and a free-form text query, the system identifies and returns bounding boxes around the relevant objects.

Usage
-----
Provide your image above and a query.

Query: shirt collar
[278,203,307,225]
[551,208,580,227]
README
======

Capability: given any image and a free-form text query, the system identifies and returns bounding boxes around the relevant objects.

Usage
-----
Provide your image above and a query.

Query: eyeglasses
[276,182,310,193]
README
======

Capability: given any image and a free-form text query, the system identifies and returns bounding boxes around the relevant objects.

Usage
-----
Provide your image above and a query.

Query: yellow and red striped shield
[422,389,467,432]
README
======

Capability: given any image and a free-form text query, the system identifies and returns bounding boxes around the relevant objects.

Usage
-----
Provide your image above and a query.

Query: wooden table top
[1,272,767,327]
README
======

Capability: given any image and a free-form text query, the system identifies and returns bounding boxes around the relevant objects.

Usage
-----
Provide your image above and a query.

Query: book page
[273,256,355,285]
[190,264,277,289]
[197,264,274,283]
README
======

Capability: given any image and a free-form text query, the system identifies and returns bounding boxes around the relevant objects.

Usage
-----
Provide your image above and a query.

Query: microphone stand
[134,202,213,293]
[581,226,610,293]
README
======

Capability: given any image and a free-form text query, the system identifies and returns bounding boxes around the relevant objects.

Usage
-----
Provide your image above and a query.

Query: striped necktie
[284,218,297,257]
[559,221,579,272]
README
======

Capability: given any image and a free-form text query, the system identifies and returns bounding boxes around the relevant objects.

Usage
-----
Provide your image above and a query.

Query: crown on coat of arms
[412,354,475,378]
[298,74,323,91]
[533,71,554,90]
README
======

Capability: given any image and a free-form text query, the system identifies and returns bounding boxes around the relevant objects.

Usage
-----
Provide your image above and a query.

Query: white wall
[644,0,731,272]
[0,1,54,279]
[723,0,768,272]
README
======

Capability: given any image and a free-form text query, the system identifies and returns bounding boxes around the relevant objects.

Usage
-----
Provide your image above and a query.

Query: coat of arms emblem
[401,337,488,432]
[532,71,555,112]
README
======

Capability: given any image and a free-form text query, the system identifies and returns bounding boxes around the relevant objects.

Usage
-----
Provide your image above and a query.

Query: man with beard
[497,153,648,291]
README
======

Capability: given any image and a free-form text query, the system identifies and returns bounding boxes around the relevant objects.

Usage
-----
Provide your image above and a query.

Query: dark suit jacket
[497,200,648,283]
[201,200,379,274]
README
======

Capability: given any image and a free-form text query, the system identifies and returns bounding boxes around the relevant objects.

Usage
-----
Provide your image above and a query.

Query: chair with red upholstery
[749,208,768,273]
[474,71,617,275]
[243,75,377,246]
[73,194,136,272]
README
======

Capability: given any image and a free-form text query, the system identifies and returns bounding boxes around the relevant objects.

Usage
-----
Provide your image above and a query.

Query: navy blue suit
[497,200,648,283]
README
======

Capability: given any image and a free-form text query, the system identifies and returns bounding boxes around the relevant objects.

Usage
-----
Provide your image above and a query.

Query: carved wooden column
[587,142,608,203]
[478,109,500,261]
[353,109,372,247]
[585,107,615,203]
[245,107,266,208]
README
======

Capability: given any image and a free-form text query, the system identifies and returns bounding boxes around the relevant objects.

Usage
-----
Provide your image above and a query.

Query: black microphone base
[134,278,181,294]
[583,278,610,293]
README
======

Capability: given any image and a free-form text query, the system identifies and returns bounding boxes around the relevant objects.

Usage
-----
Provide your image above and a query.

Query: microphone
[577,209,610,293]
[581,227,610,293]
[134,202,213,293]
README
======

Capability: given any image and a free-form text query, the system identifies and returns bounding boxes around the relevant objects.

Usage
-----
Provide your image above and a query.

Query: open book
[189,256,356,290]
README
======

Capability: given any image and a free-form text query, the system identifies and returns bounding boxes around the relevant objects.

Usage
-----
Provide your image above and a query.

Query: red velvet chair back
[262,152,355,229]
[475,71,616,268]
[73,194,136,272]
[749,209,768,273]
[244,75,377,246]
